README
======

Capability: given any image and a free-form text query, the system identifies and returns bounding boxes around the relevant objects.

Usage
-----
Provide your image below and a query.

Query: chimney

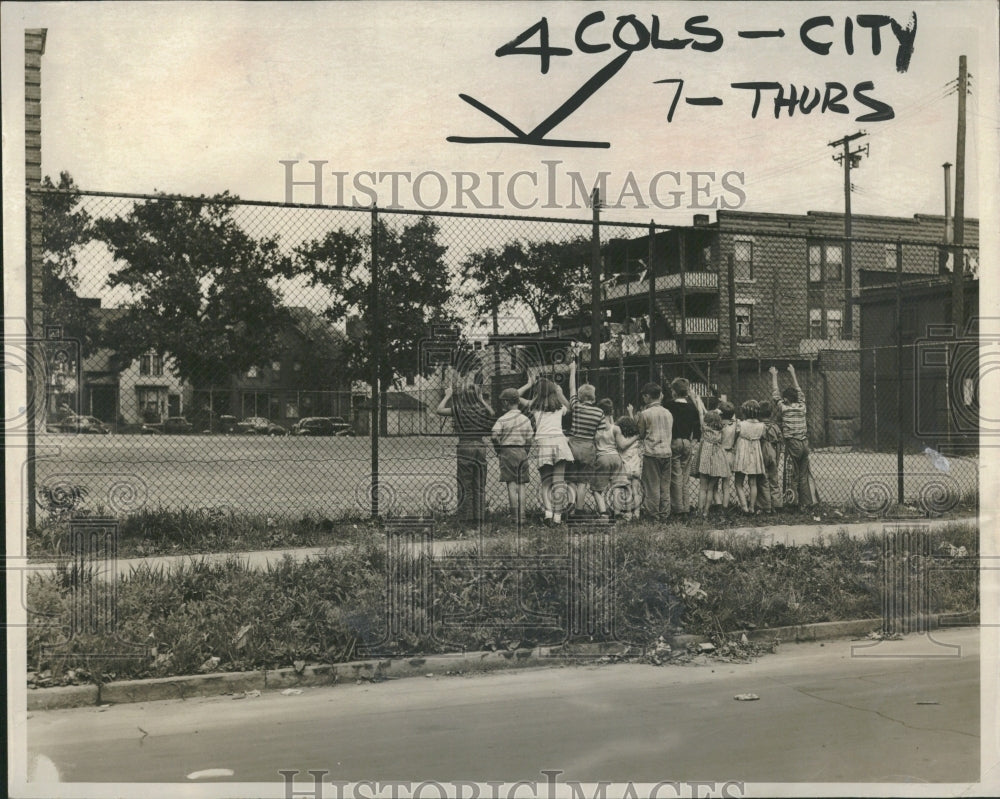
[693,214,710,226]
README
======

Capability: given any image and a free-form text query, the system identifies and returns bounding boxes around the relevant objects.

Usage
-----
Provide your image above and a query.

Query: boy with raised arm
[770,364,814,509]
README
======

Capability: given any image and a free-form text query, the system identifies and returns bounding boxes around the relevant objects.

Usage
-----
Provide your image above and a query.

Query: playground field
[31,433,979,518]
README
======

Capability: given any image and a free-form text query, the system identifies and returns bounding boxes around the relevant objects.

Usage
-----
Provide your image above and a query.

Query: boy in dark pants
[770,364,814,508]
[637,382,674,520]
[664,377,701,517]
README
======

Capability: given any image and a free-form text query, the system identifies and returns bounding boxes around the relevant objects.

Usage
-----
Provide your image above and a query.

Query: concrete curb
[26,617,909,711]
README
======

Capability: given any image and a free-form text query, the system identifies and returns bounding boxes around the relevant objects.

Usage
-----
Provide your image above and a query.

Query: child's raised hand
[768,366,778,376]
[786,363,796,373]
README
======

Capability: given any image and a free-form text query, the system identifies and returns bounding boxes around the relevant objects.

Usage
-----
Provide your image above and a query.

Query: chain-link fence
[27,185,979,522]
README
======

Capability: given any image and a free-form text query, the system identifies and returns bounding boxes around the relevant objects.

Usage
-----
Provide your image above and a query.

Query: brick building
[591,210,978,363]
[556,209,979,447]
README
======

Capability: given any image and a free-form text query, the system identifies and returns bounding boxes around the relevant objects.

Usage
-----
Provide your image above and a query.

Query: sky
[2,0,997,227]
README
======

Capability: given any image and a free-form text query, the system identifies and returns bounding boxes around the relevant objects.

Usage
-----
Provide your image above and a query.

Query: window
[734,239,753,281]
[809,309,823,339]
[700,244,713,269]
[825,244,842,280]
[808,245,822,282]
[293,362,302,372]
[246,366,259,379]
[826,309,842,340]
[137,388,162,422]
[735,303,753,342]
[885,243,898,269]
[808,242,842,282]
[139,353,164,377]
[271,361,281,373]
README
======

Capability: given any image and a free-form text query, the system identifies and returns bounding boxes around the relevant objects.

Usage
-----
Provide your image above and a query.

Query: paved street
[24,628,979,786]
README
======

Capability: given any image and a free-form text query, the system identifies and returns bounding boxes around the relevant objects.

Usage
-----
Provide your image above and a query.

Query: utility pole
[952,55,969,329]
[830,131,867,341]
[942,162,953,245]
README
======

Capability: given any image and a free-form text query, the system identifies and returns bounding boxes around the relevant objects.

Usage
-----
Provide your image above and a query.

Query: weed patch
[25,522,978,686]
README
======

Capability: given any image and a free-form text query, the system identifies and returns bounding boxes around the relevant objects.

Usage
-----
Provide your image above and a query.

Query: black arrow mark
[448,50,634,148]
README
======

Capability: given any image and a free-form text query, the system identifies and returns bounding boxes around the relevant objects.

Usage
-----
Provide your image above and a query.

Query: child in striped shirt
[770,364,814,508]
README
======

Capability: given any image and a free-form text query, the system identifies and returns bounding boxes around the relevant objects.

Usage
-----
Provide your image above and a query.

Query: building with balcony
[552,209,978,447]
[582,210,978,371]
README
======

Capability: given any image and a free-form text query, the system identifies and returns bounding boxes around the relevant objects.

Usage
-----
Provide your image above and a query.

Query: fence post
[26,190,41,531]
[727,253,738,398]
[370,206,380,519]
[895,238,904,507]
[647,220,656,381]
[678,235,686,378]
[590,188,602,372]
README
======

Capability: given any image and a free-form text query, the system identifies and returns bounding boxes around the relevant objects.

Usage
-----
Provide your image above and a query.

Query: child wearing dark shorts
[491,388,534,524]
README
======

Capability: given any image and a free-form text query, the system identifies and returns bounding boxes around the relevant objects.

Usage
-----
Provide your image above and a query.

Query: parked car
[291,416,353,436]
[217,415,238,434]
[141,416,195,435]
[48,414,110,434]
[329,416,353,436]
[291,417,335,436]
[235,416,287,436]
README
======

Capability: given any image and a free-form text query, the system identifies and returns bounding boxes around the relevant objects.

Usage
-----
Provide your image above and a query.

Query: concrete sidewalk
[27,515,978,580]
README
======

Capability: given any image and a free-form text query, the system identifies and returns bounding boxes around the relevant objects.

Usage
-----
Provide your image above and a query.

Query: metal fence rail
[28,186,979,522]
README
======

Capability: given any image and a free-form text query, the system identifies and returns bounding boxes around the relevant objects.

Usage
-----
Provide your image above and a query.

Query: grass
[27,506,375,559]
[25,521,979,686]
[27,495,979,560]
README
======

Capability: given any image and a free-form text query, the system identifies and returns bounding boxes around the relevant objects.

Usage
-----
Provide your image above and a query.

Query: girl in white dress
[732,399,766,514]
[517,377,572,525]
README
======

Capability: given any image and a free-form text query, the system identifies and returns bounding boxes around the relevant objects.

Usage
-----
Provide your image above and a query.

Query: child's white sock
[552,512,561,524]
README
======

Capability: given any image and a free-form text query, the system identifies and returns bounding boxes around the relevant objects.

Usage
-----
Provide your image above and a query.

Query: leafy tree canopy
[40,172,100,355]
[460,236,591,331]
[96,193,293,384]
[296,216,455,386]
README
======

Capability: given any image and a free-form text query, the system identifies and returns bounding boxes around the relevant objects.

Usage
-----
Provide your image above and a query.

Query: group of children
[447,360,813,526]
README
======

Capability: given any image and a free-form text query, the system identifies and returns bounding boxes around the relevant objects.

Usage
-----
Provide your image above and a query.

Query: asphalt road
[23,628,980,788]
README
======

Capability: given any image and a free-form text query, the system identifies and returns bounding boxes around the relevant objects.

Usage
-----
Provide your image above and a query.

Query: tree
[40,172,99,355]
[461,236,591,331]
[296,216,455,429]
[95,193,293,385]
[459,245,520,323]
